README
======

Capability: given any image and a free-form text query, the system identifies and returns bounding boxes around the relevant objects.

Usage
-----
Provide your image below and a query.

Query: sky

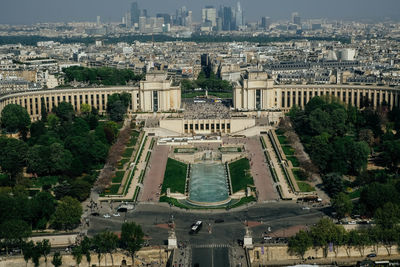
[0,0,399,25]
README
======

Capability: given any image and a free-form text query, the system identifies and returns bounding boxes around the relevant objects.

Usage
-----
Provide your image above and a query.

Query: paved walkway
[263,135,296,199]
[140,145,170,202]
[243,137,278,201]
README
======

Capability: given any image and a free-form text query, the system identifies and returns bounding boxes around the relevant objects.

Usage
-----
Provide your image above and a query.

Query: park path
[263,135,296,199]
[140,145,169,202]
[244,137,278,201]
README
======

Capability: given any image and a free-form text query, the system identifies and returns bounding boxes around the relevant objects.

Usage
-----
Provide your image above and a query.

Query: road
[87,202,326,247]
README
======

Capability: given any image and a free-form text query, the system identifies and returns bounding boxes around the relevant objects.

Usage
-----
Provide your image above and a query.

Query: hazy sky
[1,0,399,25]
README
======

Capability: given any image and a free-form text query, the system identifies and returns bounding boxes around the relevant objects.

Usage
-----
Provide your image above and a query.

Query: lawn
[282,145,295,156]
[277,135,288,144]
[292,168,307,181]
[229,158,254,193]
[161,158,187,194]
[112,171,125,183]
[297,181,315,192]
[106,184,121,195]
[32,176,59,188]
[117,158,130,169]
[275,128,285,135]
[128,131,140,146]
[348,188,361,199]
[287,156,299,167]
[123,147,134,158]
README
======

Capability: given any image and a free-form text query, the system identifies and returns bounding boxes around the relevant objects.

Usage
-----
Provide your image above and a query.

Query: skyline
[0,0,400,25]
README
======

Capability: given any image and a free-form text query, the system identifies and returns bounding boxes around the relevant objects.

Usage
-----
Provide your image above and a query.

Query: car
[348,221,357,225]
[302,206,310,210]
[263,236,272,240]
[113,213,120,217]
[103,214,111,218]
[214,219,224,223]
[189,221,203,234]
[91,212,100,216]
[367,253,377,258]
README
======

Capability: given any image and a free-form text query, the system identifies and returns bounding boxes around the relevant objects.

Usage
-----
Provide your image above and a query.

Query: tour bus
[190,221,203,234]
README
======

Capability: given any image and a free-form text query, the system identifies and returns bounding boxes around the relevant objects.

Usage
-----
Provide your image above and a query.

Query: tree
[288,230,312,259]
[374,202,400,229]
[309,218,345,257]
[40,97,48,122]
[322,172,345,197]
[0,104,31,138]
[106,93,131,122]
[92,233,106,267]
[120,222,144,265]
[0,219,31,255]
[80,103,91,115]
[109,100,126,122]
[37,239,51,267]
[51,252,62,267]
[381,140,400,173]
[360,182,400,216]
[53,102,74,121]
[72,245,83,267]
[0,136,28,178]
[102,231,119,266]
[22,241,35,267]
[332,192,353,219]
[31,191,56,229]
[80,236,92,267]
[52,196,82,230]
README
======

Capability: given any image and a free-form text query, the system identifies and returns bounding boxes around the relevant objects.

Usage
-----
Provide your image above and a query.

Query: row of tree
[181,70,233,93]
[63,66,144,86]
[19,222,144,267]
[288,210,400,260]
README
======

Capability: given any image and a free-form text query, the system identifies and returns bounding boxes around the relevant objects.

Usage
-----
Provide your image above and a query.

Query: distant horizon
[0,0,399,25]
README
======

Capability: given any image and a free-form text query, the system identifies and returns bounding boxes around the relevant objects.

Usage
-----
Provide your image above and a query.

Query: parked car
[367,253,377,258]
[113,213,120,217]
[103,214,111,218]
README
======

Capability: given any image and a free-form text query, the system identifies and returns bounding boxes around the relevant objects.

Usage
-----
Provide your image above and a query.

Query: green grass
[182,92,206,98]
[161,158,187,194]
[174,147,197,153]
[112,171,125,183]
[282,145,295,156]
[260,137,266,149]
[128,131,140,146]
[219,147,242,152]
[277,135,288,144]
[123,148,134,158]
[276,129,285,135]
[229,158,254,193]
[32,176,59,188]
[348,188,361,199]
[287,156,300,167]
[159,196,255,210]
[208,91,233,98]
[145,151,151,162]
[292,168,307,181]
[227,196,256,209]
[133,186,141,201]
[149,138,155,150]
[106,184,121,195]
[117,158,130,169]
[297,181,315,192]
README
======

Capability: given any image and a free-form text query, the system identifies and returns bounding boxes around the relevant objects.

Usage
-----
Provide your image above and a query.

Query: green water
[188,163,229,203]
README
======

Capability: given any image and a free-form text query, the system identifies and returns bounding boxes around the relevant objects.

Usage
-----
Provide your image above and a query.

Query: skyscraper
[131,2,140,25]
[235,2,243,28]
[261,17,271,29]
[202,6,217,27]
[292,12,301,25]
[222,6,233,31]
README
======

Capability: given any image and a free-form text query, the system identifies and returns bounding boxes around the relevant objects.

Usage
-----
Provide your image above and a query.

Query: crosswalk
[190,244,230,249]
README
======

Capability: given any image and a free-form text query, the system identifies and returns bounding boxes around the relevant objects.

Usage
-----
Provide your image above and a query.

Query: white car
[103,214,111,218]
[263,236,272,240]
[302,206,310,210]
[113,213,120,217]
